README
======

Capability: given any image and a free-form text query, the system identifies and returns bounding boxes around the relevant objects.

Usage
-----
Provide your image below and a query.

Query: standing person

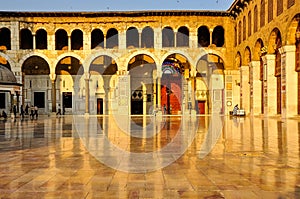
[62,105,66,115]
[25,104,29,115]
[233,104,239,116]
[20,105,25,120]
[34,106,38,119]
[30,105,34,120]
[56,104,61,116]
[163,104,167,114]
[13,105,17,120]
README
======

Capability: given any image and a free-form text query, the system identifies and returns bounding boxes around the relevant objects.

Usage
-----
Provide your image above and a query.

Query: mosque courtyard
[0,114,299,199]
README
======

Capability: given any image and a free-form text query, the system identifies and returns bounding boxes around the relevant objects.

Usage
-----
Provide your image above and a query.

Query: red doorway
[198,101,205,114]
[161,74,182,114]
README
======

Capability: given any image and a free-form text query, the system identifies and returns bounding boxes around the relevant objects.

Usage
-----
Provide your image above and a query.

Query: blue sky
[0,0,234,12]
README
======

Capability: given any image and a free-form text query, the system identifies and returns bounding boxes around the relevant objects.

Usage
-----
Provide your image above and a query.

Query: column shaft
[157,77,161,109]
[85,78,90,114]
[250,61,262,115]
[282,45,297,118]
[240,65,250,114]
[264,54,277,116]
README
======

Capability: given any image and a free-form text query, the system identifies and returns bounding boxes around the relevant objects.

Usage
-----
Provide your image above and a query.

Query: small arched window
[177,26,189,47]
[91,29,104,49]
[106,28,118,49]
[71,29,83,50]
[55,29,68,50]
[198,26,210,47]
[162,27,174,47]
[20,28,33,49]
[141,27,154,48]
[36,29,47,49]
[0,28,11,50]
[254,5,258,33]
[260,0,265,28]
[126,27,139,48]
[212,26,225,47]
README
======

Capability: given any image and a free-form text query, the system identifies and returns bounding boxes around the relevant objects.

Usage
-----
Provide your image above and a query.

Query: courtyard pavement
[0,114,299,198]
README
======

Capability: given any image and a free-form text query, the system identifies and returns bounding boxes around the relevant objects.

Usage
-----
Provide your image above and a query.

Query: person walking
[233,104,239,116]
[20,105,25,120]
[13,105,17,121]
[34,106,39,120]
[25,104,29,115]
[30,105,34,120]
[56,104,61,116]
[163,104,167,114]
[34,106,38,119]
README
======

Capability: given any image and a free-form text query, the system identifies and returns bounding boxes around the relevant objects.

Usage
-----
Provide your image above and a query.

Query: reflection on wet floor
[0,115,299,198]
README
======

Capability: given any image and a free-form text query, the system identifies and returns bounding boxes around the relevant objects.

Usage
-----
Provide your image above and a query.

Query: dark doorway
[0,93,5,109]
[63,92,72,108]
[131,101,143,115]
[97,98,103,114]
[131,90,143,115]
[34,92,45,108]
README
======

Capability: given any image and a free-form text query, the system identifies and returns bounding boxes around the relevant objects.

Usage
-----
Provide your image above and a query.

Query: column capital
[282,45,296,53]
[49,73,56,81]
[240,65,249,70]
[117,70,129,75]
[84,72,90,80]
[265,54,276,60]
[190,69,197,77]
[156,70,162,78]
[249,60,260,67]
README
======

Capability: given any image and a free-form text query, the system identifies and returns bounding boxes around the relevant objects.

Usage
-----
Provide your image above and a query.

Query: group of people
[11,104,39,120]
[56,104,65,117]
[1,103,67,121]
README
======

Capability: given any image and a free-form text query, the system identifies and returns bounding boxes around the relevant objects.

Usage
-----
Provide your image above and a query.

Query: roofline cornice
[227,0,251,19]
[0,10,231,18]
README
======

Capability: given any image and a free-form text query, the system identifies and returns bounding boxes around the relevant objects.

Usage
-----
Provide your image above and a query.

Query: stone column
[240,65,250,114]
[84,73,90,115]
[119,31,126,49]
[103,76,111,115]
[190,69,197,116]
[83,32,89,50]
[281,45,297,118]
[263,54,277,116]
[250,61,262,115]
[33,34,36,49]
[154,28,162,49]
[49,34,55,51]
[157,71,162,110]
[10,93,14,113]
[153,70,157,109]
[103,34,107,48]
[142,83,147,115]
[16,91,20,113]
[49,73,56,113]
[139,32,142,48]
[189,32,197,49]
[209,28,213,45]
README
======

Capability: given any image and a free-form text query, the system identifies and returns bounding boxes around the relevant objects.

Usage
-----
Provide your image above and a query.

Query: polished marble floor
[0,114,299,198]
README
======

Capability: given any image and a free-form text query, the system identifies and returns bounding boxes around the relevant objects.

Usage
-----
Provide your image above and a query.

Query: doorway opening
[97,98,103,114]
